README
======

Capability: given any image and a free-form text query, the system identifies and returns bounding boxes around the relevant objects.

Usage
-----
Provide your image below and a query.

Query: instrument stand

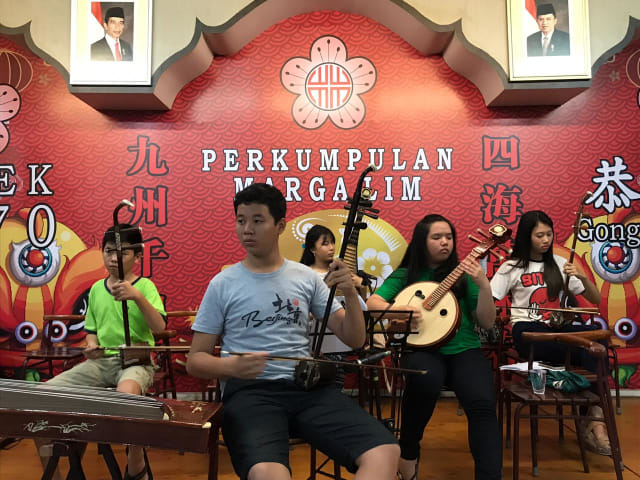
[41,441,87,480]
[41,442,123,480]
[0,437,18,449]
[359,310,413,433]
[364,365,383,421]
[98,443,123,480]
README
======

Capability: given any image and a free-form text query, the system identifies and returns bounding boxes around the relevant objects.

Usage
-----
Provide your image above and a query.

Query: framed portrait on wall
[507,0,591,81]
[70,0,152,85]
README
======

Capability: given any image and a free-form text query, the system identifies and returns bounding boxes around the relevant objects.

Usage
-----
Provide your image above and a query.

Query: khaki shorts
[47,356,155,393]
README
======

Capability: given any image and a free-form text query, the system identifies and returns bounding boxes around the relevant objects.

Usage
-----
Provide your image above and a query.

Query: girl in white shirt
[490,210,610,455]
[301,225,367,355]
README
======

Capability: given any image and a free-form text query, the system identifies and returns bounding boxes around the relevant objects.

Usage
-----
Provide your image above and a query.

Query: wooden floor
[1,397,638,479]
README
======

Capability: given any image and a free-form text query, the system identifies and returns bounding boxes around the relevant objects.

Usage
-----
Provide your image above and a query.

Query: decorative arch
[1,0,639,110]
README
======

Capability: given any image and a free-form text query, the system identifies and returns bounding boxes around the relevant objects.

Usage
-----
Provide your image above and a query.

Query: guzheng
[0,379,223,480]
[0,379,166,419]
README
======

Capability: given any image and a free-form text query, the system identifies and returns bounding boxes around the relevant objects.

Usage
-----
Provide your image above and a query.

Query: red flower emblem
[281,36,376,129]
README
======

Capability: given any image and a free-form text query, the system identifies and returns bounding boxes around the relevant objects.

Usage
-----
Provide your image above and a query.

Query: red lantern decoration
[0,49,33,92]
[0,84,21,153]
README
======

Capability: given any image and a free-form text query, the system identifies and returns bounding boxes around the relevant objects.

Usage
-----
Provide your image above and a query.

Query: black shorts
[221,378,397,479]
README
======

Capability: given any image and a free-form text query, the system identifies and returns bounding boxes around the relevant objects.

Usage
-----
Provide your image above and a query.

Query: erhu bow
[549,192,597,329]
[93,346,428,375]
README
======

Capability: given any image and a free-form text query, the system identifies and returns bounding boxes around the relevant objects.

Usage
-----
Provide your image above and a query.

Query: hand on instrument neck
[562,261,585,280]
[108,278,141,302]
[324,259,358,297]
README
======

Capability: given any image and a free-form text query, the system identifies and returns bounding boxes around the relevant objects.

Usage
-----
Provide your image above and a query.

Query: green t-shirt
[374,267,481,355]
[84,277,166,355]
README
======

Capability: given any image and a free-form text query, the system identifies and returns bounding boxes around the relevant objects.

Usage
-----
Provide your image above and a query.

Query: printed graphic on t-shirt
[521,272,563,322]
[241,293,303,328]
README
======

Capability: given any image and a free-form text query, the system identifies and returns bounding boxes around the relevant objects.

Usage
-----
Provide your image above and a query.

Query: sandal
[582,421,612,456]
[123,467,148,480]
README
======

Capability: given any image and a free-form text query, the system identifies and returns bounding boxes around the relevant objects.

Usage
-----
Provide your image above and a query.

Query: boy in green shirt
[40,223,166,480]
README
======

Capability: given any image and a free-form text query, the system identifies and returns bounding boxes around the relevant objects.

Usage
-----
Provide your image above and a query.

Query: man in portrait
[526,3,570,57]
[90,6,133,62]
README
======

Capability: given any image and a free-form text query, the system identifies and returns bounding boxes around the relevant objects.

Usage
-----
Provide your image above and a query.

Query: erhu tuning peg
[476,229,491,239]
[495,244,512,255]
[489,224,509,237]
[468,235,484,244]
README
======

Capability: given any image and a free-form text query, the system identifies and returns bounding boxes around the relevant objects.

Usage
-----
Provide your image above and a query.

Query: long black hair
[399,214,466,297]
[510,210,563,300]
[300,225,335,266]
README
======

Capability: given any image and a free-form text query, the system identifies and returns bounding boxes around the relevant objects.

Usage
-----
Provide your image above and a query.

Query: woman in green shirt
[367,214,501,480]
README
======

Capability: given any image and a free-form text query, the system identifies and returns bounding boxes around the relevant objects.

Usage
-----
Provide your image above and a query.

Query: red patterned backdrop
[1,11,639,391]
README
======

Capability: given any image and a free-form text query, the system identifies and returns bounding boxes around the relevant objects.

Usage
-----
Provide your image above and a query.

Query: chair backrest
[150,310,197,398]
[520,329,613,382]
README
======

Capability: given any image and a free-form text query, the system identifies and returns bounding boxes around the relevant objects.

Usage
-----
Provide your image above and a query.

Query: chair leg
[572,404,589,473]
[333,461,341,480]
[513,403,525,480]
[600,388,625,479]
[308,446,317,480]
[505,391,512,449]
[556,404,564,441]
[498,390,504,446]
[609,346,622,415]
[530,404,539,477]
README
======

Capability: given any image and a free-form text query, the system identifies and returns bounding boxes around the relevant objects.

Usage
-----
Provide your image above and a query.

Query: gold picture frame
[507,0,591,81]
[70,0,152,85]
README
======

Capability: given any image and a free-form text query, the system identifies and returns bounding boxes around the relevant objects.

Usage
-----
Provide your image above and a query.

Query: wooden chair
[503,330,624,480]
[148,310,197,399]
[496,315,623,448]
[149,328,178,398]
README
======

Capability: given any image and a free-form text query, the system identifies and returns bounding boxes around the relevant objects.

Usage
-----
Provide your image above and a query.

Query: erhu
[549,192,598,329]
[294,164,377,390]
[111,199,148,367]
[106,196,426,379]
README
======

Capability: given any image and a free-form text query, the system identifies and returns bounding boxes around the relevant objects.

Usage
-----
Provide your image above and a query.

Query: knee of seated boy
[247,461,291,480]
[357,443,401,478]
[117,378,143,395]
